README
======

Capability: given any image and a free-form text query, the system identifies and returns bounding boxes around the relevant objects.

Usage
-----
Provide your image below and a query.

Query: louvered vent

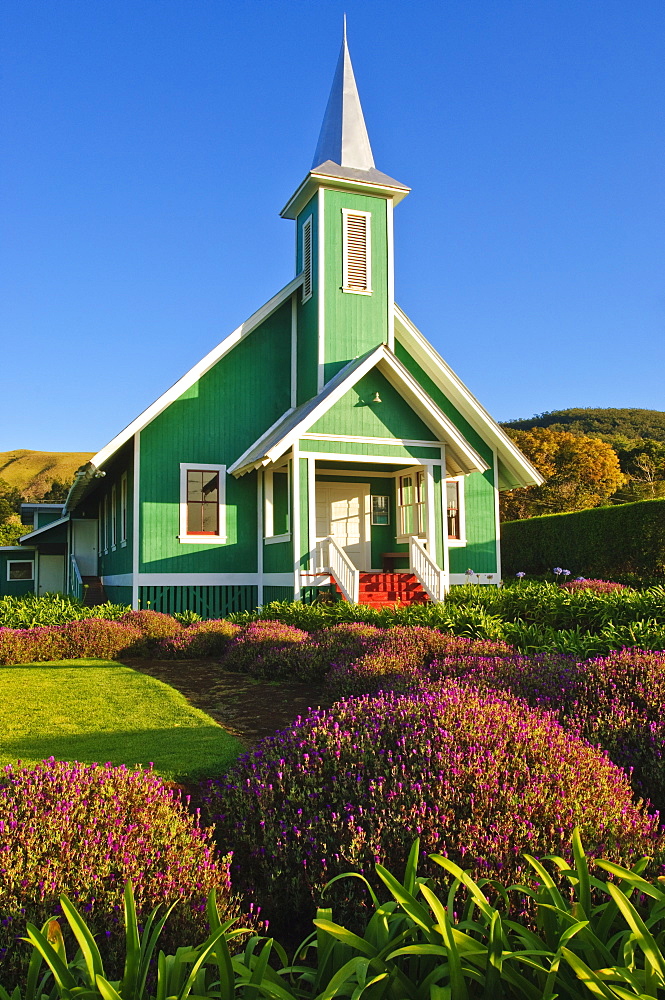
[302,216,313,302]
[343,211,371,292]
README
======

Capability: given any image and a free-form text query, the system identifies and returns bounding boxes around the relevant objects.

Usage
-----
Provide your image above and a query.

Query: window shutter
[343,211,371,291]
[302,217,312,302]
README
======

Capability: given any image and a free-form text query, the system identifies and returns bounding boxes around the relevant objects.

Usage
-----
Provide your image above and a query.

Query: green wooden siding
[0,550,35,597]
[394,338,498,573]
[309,371,436,441]
[104,585,132,606]
[432,466,444,566]
[323,190,388,383]
[139,303,292,574]
[302,439,440,461]
[139,585,257,618]
[263,586,294,604]
[296,194,319,404]
[299,457,309,570]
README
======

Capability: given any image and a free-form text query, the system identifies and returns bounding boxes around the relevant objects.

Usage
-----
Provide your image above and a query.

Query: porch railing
[69,555,83,601]
[318,535,360,604]
[409,535,446,603]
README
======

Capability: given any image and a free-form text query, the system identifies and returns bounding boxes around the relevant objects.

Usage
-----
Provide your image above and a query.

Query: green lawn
[0,660,244,780]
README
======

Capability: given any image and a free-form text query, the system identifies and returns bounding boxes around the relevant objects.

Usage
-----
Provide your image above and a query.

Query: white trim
[132,434,140,609]
[386,198,394,350]
[316,467,396,478]
[425,465,436,563]
[493,448,502,580]
[300,573,332,587]
[342,208,372,293]
[0,546,32,551]
[86,275,303,472]
[394,305,544,489]
[111,482,117,550]
[135,573,294,587]
[301,215,313,304]
[317,187,325,393]
[264,533,291,545]
[7,558,34,582]
[179,463,227,543]
[446,475,467,547]
[307,456,316,571]
[440,445,450,578]
[103,494,109,554]
[101,574,133,587]
[290,294,298,409]
[257,470,264,607]
[302,432,441,448]
[292,446,301,599]
[301,451,440,465]
[449,573,500,587]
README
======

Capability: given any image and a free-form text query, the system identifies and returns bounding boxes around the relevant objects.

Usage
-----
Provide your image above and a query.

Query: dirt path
[124,659,333,748]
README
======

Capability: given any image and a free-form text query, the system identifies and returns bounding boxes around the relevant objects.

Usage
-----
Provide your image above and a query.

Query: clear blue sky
[1,0,664,453]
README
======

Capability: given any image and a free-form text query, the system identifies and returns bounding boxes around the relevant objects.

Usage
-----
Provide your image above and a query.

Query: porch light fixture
[371,392,382,403]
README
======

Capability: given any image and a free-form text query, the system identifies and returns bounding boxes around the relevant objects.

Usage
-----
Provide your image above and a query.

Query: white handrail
[323,535,360,604]
[409,535,446,603]
[69,554,84,601]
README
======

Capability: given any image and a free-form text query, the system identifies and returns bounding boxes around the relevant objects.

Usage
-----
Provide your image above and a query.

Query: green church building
[11,29,541,615]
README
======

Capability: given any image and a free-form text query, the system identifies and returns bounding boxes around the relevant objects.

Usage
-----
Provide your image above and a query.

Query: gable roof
[229,344,489,477]
[65,274,303,512]
[19,514,70,543]
[394,305,545,490]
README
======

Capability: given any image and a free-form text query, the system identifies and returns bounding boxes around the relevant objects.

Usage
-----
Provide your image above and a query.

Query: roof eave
[281,170,410,220]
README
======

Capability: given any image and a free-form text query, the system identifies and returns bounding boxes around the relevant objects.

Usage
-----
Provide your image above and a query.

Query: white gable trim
[20,515,70,543]
[229,344,488,478]
[87,275,304,473]
[394,305,544,489]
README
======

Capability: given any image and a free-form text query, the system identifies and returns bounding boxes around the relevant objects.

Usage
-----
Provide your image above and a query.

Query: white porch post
[292,443,301,600]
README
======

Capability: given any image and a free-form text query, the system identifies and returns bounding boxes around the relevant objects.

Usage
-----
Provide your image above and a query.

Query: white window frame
[301,215,313,303]
[446,476,467,547]
[179,463,227,544]
[342,208,372,294]
[120,472,128,546]
[111,483,117,550]
[264,464,291,544]
[395,466,426,541]
[7,559,34,582]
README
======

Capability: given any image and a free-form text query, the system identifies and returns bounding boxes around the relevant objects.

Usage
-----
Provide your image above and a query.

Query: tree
[500,427,627,520]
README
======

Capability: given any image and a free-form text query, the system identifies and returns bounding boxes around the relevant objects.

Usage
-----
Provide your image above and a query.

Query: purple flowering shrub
[156,619,240,659]
[120,609,184,640]
[0,758,248,985]
[326,626,514,697]
[427,648,665,810]
[224,620,317,681]
[561,579,627,593]
[0,619,145,664]
[202,684,662,935]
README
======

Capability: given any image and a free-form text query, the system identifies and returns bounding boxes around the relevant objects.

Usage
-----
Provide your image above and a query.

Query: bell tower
[281,22,410,402]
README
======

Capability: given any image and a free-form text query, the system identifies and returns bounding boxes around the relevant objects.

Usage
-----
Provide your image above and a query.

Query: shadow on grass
[2,725,244,781]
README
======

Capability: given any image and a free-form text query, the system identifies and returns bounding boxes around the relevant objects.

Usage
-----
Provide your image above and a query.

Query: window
[397,470,425,537]
[301,216,313,302]
[447,480,460,539]
[120,473,128,545]
[179,464,227,543]
[264,465,290,541]
[103,495,109,553]
[111,483,117,549]
[8,560,33,581]
[342,209,371,293]
[371,495,390,525]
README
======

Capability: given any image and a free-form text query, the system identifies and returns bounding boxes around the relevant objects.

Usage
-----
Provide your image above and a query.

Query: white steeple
[312,18,375,171]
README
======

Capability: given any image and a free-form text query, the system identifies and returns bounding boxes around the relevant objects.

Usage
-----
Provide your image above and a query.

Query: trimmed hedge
[501,497,665,578]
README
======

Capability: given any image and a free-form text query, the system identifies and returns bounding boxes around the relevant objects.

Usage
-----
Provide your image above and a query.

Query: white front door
[38,554,65,595]
[316,483,370,570]
[72,519,98,576]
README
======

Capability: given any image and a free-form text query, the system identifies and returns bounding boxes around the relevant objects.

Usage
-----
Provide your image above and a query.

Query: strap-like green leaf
[59,896,104,986]
[606,883,665,983]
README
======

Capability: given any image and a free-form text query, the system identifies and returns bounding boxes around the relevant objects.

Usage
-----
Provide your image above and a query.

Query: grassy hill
[0,450,93,501]
[501,408,665,442]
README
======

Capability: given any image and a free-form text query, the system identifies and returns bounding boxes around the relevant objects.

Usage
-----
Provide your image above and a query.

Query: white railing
[69,555,84,601]
[409,535,446,603]
[318,535,360,604]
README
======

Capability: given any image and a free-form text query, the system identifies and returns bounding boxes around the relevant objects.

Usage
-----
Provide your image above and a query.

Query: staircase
[333,572,430,609]
[81,576,107,606]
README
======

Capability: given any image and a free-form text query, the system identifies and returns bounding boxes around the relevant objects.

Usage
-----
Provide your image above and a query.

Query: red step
[332,572,430,607]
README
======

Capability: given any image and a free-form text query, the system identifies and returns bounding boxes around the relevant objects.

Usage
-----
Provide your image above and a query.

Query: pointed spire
[311,18,375,171]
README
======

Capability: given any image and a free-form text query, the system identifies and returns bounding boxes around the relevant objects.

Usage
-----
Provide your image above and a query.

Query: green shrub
[0,593,130,628]
[502,497,665,579]
[156,619,240,659]
[224,620,316,681]
[0,619,144,664]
